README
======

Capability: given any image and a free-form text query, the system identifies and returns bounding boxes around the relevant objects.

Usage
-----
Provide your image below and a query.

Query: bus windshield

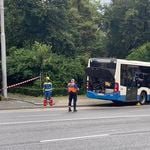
[86,58,117,93]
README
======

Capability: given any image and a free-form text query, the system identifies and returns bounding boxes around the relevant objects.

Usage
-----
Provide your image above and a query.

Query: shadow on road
[88,102,141,107]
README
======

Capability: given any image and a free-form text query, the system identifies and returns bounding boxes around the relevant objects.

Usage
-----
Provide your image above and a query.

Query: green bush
[8,87,86,97]
[53,88,67,96]
[8,87,42,97]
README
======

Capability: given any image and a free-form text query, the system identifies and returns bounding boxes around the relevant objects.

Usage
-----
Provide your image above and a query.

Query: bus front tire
[139,92,147,105]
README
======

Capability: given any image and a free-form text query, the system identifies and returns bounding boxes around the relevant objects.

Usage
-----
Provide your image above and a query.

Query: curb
[0,97,98,110]
[0,104,98,111]
[7,97,97,107]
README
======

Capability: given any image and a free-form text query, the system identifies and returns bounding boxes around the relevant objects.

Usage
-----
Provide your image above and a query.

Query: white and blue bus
[86,58,150,104]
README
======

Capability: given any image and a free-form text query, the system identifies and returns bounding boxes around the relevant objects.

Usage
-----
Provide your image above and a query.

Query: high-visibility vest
[43,82,52,92]
[67,83,78,93]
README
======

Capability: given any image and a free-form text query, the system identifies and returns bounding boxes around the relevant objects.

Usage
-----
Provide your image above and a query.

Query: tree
[127,42,150,62]
[5,0,76,56]
[7,42,52,84]
[4,0,109,90]
[101,0,150,58]
[7,42,85,88]
[68,0,107,56]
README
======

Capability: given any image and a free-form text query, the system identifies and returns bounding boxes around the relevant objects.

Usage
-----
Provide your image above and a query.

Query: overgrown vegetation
[127,42,150,61]
[0,0,150,95]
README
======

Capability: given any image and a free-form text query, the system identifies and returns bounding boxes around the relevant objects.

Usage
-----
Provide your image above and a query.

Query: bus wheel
[139,92,147,105]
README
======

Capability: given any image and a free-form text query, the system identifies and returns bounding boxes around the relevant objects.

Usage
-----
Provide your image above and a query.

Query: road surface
[0,104,150,150]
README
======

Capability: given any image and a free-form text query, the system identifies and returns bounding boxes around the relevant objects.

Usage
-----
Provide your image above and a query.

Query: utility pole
[0,0,7,98]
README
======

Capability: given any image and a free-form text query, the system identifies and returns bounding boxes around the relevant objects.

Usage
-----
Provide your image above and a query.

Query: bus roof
[88,58,150,67]
[89,58,117,63]
[117,59,150,67]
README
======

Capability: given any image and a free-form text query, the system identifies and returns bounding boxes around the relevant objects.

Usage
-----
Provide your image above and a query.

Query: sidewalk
[0,93,107,110]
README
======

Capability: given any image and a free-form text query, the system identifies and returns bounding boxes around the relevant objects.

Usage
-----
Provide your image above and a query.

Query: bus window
[121,64,128,86]
[121,64,139,88]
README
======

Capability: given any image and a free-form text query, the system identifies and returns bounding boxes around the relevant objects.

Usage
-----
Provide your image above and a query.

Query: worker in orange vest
[67,79,79,112]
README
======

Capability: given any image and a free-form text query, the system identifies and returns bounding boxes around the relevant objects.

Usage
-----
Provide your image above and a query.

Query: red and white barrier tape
[0,76,40,91]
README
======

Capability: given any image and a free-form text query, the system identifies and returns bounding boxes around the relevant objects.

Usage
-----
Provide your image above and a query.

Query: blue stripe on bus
[86,91,126,102]
[87,91,150,102]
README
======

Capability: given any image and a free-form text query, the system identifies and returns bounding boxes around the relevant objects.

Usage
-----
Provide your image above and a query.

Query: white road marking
[0,114,150,126]
[40,134,109,143]
[40,129,150,143]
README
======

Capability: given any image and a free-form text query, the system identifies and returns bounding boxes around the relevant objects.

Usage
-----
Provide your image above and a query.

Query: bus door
[126,83,137,101]
[121,65,138,101]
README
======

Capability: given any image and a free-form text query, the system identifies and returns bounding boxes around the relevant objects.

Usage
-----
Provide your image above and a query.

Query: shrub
[8,87,42,97]
[8,86,86,97]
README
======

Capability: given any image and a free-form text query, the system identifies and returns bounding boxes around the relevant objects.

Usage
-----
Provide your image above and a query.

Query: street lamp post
[0,0,7,98]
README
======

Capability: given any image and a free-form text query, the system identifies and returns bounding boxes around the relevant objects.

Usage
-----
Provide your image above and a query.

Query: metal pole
[40,72,42,88]
[0,0,7,98]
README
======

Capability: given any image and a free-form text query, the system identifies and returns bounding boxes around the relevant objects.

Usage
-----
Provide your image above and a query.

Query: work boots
[68,106,77,112]
[68,107,72,112]
[73,105,77,112]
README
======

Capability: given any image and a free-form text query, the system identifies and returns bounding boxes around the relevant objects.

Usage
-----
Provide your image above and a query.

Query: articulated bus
[86,58,150,104]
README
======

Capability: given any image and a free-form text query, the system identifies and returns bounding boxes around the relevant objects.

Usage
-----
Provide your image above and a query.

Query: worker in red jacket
[67,79,79,112]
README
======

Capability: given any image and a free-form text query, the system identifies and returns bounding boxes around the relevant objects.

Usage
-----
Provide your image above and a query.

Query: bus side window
[121,65,128,86]
[121,72,128,86]
[131,73,138,87]
[127,66,140,88]
[136,74,144,87]
[127,74,132,88]
[123,75,132,87]
[146,75,150,88]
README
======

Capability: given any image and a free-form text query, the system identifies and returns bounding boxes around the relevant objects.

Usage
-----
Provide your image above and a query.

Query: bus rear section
[86,58,120,102]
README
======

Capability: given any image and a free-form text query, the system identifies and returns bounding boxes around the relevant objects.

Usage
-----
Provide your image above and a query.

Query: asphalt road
[0,104,150,150]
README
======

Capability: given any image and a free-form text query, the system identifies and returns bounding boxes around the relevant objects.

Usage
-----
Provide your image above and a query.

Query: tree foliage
[101,0,150,58]
[7,42,85,87]
[3,0,106,89]
[127,42,150,62]
[1,0,150,92]
[5,0,105,57]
